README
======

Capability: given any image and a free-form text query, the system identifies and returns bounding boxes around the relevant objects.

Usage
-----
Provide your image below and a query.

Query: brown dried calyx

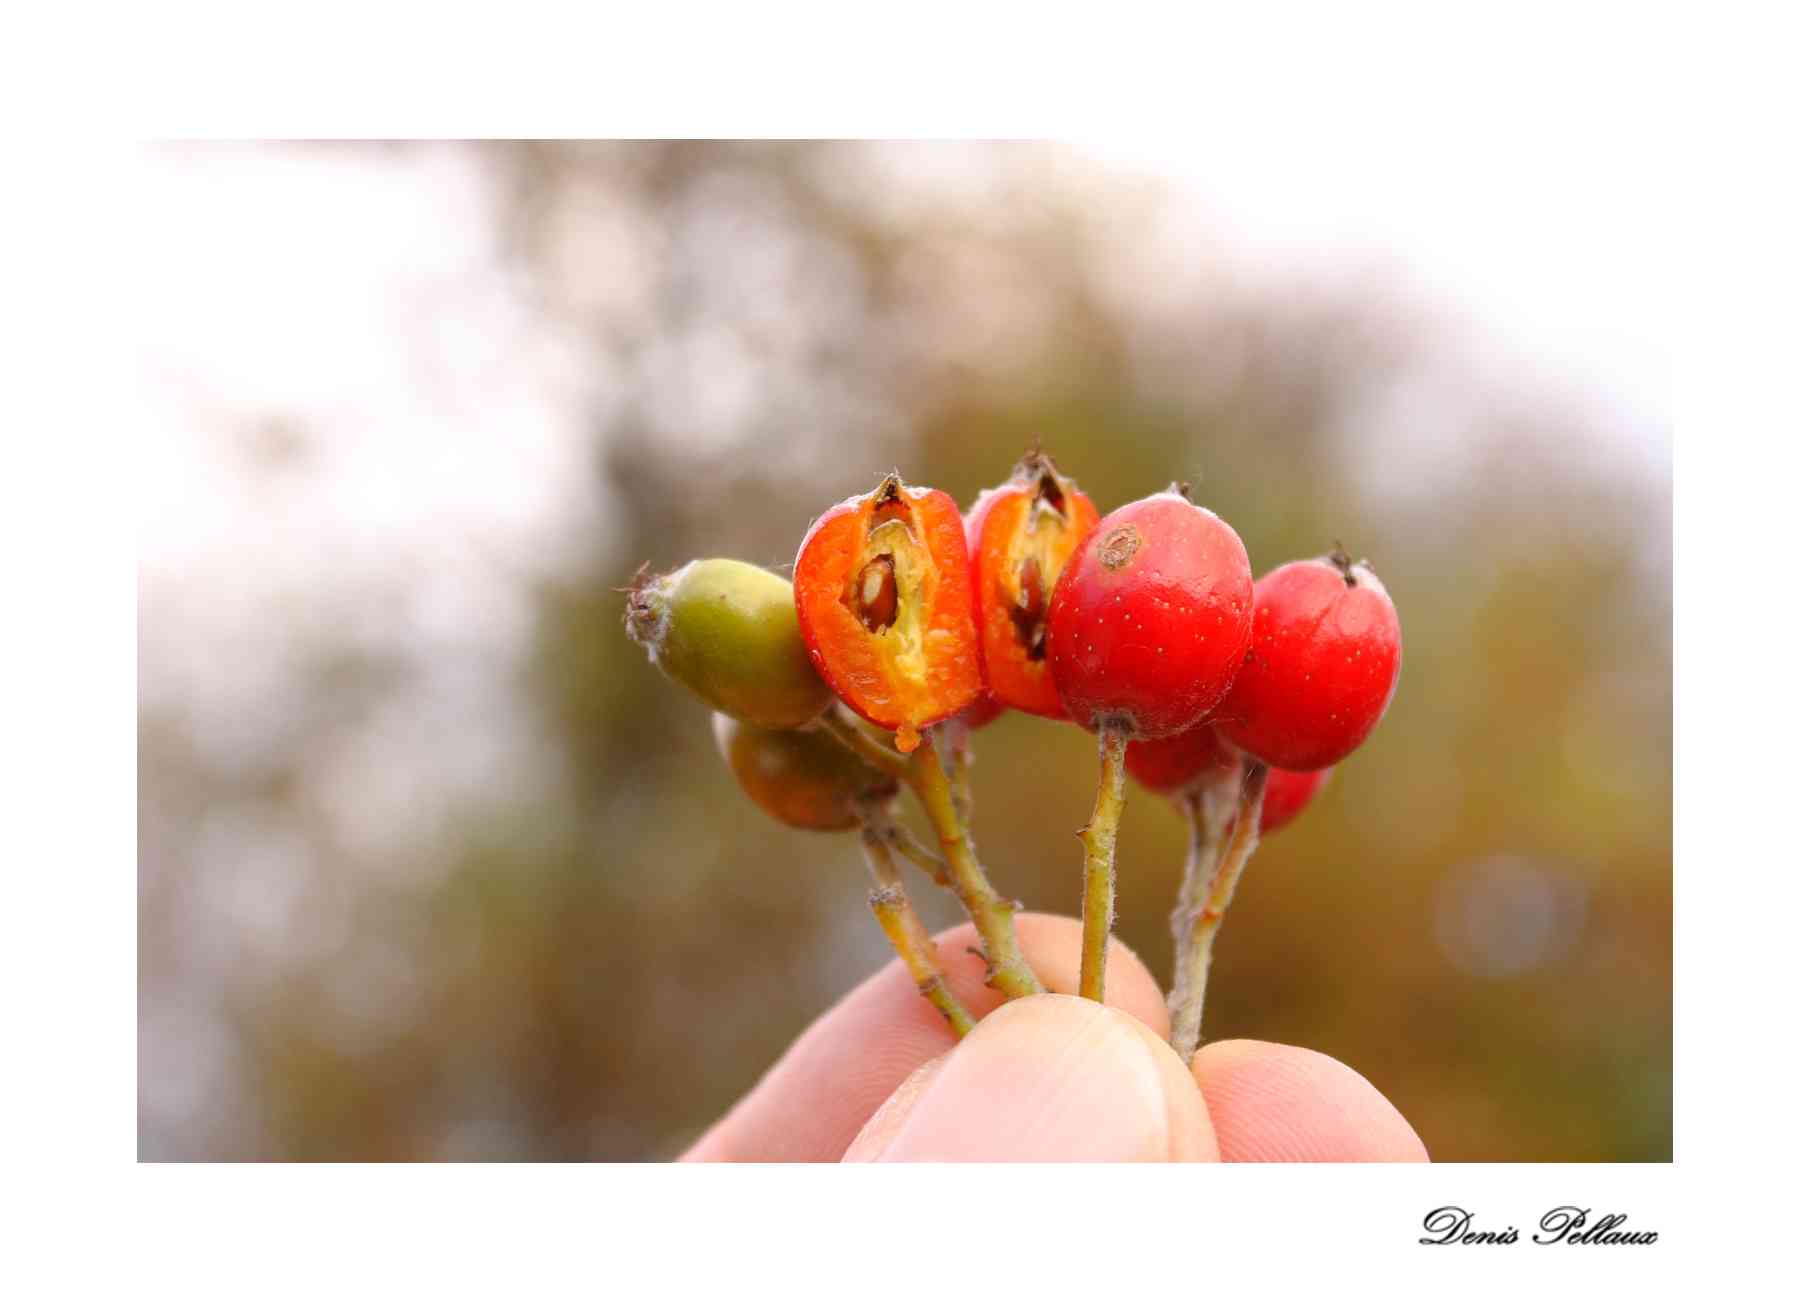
[622,562,668,648]
[1014,448,1069,519]
[1327,542,1372,587]
[868,471,911,527]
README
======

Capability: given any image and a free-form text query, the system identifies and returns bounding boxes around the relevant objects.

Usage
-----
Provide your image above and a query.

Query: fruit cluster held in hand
[625,450,1402,1055]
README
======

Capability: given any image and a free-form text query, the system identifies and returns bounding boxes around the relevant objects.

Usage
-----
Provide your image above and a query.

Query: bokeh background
[139,141,1670,1161]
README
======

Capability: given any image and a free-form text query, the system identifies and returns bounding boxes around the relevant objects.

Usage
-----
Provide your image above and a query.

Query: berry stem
[946,722,978,829]
[910,727,1045,1001]
[816,707,911,782]
[1167,759,1269,1062]
[858,806,977,1037]
[819,709,1042,1001]
[1165,768,1239,1026]
[1077,724,1130,1002]
[884,825,953,887]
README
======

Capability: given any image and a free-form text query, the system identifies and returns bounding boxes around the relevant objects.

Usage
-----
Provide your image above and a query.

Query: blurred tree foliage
[139,142,1669,1160]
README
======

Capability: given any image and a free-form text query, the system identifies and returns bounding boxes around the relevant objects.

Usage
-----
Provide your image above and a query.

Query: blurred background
[139,141,1669,1161]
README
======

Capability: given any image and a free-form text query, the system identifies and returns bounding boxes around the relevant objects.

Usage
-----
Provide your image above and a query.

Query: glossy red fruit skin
[1260,766,1331,834]
[1215,556,1402,770]
[1125,722,1239,796]
[1046,491,1254,738]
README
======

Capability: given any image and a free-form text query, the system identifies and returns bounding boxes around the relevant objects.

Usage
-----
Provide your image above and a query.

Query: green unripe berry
[711,713,898,831]
[625,559,832,728]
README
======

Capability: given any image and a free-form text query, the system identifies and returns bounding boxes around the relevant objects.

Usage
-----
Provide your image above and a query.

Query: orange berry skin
[793,475,983,753]
[711,712,898,832]
[965,454,1100,719]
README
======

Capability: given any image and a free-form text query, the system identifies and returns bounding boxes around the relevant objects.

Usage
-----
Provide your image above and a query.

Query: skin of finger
[681,913,1170,1162]
[843,995,1218,1162]
[1190,1038,1430,1162]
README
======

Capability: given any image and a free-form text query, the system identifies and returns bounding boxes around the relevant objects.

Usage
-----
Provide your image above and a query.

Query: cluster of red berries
[627,451,1402,1052]
[791,455,1400,810]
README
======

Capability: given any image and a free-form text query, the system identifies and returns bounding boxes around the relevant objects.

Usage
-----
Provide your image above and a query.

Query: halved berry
[793,474,984,753]
[966,451,1100,719]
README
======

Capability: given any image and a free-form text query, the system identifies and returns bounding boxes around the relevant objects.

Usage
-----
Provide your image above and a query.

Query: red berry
[1260,766,1331,834]
[965,451,1100,719]
[1216,549,1402,770]
[1124,721,1239,796]
[1046,489,1253,738]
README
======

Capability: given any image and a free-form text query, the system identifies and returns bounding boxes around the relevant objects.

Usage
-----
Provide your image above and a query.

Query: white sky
[1083,133,1667,470]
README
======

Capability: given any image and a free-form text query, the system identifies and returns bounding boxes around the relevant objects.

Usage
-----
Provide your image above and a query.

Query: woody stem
[818,710,1041,1001]
[858,805,977,1037]
[909,727,1044,1000]
[1167,760,1269,1062]
[1077,724,1129,1003]
[816,708,910,782]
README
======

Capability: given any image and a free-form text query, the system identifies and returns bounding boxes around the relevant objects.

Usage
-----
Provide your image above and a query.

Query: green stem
[859,809,977,1037]
[1166,770,1237,1003]
[885,825,952,887]
[945,717,977,828]
[910,727,1044,1000]
[815,708,910,782]
[1167,760,1268,1062]
[819,711,1040,1002]
[1077,724,1129,1003]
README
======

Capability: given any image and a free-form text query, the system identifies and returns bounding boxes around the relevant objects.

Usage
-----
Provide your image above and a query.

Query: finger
[681,913,1169,1162]
[843,994,1217,1161]
[1190,1038,1429,1162]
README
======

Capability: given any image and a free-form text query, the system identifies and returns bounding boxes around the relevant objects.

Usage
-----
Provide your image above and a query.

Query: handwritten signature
[1420,1206,1658,1246]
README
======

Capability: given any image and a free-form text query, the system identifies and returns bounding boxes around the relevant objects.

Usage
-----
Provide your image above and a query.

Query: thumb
[842,994,1218,1161]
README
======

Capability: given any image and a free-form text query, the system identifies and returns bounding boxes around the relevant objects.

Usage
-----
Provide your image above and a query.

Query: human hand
[682,913,1428,1162]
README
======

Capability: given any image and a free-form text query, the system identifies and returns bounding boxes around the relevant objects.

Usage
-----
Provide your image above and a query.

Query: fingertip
[683,912,1172,1163]
[846,995,1216,1162]
[1190,1038,1428,1162]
